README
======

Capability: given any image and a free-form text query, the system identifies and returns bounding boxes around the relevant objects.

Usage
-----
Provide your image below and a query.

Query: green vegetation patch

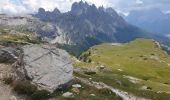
[0,32,43,46]
[73,38,170,100]
[53,79,122,100]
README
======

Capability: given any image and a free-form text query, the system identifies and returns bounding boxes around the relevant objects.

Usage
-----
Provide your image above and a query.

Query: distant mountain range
[33,1,147,52]
[125,8,170,36]
[1,1,170,55]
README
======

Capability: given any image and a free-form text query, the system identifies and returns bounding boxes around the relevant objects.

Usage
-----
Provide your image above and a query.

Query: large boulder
[16,44,73,92]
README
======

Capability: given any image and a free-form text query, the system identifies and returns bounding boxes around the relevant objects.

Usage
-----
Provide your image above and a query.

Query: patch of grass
[3,77,13,85]
[0,32,43,46]
[73,38,170,100]
[14,80,37,95]
[31,90,51,100]
[13,80,52,100]
[53,79,122,100]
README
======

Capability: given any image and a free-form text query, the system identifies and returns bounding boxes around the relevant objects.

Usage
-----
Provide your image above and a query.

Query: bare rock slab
[17,44,73,92]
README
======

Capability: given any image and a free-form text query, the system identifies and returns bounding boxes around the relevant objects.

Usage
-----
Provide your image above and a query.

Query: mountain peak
[38,8,45,14]
[53,8,61,14]
[71,1,90,15]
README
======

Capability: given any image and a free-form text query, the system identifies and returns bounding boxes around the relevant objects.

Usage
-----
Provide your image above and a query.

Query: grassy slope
[53,80,122,100]
[74,38,170,100]
[0,32,43,46]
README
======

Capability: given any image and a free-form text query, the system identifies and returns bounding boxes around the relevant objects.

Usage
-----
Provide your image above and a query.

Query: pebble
[62,92,74,98]
[72,84,81,88]
[9,96,17,100]
[90,94,96,96]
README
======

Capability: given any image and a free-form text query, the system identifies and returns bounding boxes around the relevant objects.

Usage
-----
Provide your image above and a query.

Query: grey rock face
[16,44,73,92]
[0,47,19,63]
[0,14,56,38]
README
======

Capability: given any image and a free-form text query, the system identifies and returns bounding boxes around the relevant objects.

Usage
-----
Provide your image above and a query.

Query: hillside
[73,38,170,100]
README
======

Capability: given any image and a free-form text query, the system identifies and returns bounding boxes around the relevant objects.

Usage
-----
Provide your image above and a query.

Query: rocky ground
[0,64,29,100]
[75,75,146,100]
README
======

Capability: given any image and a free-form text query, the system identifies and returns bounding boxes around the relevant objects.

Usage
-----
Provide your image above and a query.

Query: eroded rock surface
[16,44,73,92]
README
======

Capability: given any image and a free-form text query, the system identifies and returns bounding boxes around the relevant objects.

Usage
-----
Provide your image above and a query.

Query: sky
[0,0,170,15]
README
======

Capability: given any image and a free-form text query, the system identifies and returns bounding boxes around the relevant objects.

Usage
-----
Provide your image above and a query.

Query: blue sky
[0,0,170,15]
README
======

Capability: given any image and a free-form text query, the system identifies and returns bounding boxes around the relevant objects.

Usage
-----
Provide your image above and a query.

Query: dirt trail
[0,64,28,100]
[76,77,147,100]
[0,64,15,100]
[0,81,14,100]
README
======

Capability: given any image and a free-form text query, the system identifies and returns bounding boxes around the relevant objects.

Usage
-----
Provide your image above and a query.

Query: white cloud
[136,0,143,5]
[0,0,170,15]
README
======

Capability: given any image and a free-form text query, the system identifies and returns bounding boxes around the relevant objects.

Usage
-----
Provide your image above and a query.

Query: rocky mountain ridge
[0,1,153,56]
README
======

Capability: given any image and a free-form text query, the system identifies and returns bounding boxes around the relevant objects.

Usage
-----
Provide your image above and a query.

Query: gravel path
[76,77,147,100]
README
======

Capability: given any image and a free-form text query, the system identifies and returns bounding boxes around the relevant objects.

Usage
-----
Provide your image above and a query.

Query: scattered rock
[168,64,170,67]
[15,44,73,93]
[141,86,148,90]
[111,43,122,46]
[89,78,92,80]
[90,94,95,96]
[9,96,17,100]
[72,84,81,88]
[72,88,80,94]
[62,92,74,98]
[141,86,152,90]
[99,65,105,70]
[116,80,122,86]
[124,75,141,84]
[117,69,123,72]
[0,47,19,63]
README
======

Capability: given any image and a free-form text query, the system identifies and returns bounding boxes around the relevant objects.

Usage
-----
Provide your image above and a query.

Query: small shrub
[150,53,155,56]
[142,76,150,81]
[147,86,152,90]
[84,71,96,75]
[98,88,113,95]
[31,90,51,100]
[164,82,169,85]
[87,59,92,63]
[140,55,144,57]
[143,58,148,60]
[130,57,133,59]
[14,80,37,95]
[3,77,13,84]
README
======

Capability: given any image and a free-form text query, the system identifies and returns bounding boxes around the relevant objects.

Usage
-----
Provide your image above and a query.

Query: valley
[0,1,170,100]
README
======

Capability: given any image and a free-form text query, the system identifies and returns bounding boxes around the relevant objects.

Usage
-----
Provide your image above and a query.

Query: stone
[72,88,80,94]
[90,94,96,96]
[72,84,81,88]
[16,44,73,93]
[99,65,105,70]
[62,92,74,98]
[9,96,17,100]
[141,86,148,90]
[116,80,122,86]
[0,47,19,63]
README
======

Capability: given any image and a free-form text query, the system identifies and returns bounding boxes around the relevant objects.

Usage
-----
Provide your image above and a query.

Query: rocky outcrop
[15,44,73,92]
[0,47,19,63]
[0,44,73,93]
